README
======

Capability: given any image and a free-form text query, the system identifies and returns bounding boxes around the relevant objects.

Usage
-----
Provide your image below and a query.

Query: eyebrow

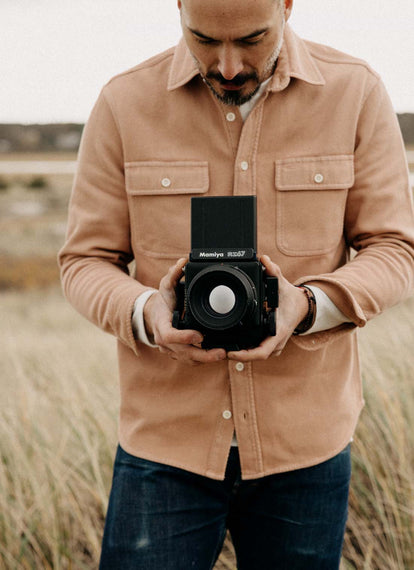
[189,27,269,42]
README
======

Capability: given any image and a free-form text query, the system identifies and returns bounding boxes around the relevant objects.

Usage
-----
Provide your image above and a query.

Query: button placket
[232,98,264,196]
[228,359,263,474]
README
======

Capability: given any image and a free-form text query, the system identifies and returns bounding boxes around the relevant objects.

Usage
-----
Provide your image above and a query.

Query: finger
[156,318,204,347]
[227,336,280,361]
[176,345,227,364]
[157,346,177,358]
[260,254,282,278]
[169,345,227,364]
[169,257,187,283]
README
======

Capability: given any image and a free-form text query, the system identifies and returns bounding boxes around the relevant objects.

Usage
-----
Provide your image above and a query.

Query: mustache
[205,71,258,87]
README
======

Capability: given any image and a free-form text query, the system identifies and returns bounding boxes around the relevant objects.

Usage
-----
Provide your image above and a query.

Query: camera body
[172,196,278,351]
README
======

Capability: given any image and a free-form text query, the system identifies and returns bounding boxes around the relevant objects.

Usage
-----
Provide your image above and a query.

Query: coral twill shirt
[59,25,414,480]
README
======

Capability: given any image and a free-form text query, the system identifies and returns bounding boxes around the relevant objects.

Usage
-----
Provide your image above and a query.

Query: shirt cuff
[300,285,351,335]
[132,289,159,347]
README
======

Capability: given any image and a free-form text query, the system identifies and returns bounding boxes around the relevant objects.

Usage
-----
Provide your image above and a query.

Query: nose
[217,46,244,80]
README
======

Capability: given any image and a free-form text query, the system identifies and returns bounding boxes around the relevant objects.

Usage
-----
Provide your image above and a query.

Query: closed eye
[195,37,218,45]
[239,29,268,45]
[190,27,268,46]
[191,29,217,45]
[239,35,265,46]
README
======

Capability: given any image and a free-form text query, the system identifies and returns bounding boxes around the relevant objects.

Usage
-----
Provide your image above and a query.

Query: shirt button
[240,161,249,171]
[314,173,324,184]
[222,410,232,420]
[161,177,171,188]
[226,112,236,122]
[235,362,245,372]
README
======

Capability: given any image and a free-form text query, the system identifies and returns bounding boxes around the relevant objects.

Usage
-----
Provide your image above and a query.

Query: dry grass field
[1,288,413,569]
[0,154,413,568]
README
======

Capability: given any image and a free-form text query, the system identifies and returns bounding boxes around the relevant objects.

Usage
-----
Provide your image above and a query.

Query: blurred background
[1,1,413,568]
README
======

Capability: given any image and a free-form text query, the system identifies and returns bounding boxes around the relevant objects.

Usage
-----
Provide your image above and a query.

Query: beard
[196,33,284,107]
[203,71,263,106]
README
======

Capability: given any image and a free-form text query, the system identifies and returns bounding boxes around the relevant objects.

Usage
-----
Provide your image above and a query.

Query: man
[59,0,414,568]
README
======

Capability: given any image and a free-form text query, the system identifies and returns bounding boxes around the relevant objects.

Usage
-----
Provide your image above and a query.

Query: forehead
[181,0,280,38]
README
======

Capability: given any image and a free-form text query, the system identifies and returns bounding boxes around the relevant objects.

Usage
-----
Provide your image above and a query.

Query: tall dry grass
[0,288,118,569]
[344,298,414,569]
[1,287,413,569]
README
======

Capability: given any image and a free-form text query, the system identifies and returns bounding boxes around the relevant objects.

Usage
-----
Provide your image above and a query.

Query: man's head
[178,0,293,106]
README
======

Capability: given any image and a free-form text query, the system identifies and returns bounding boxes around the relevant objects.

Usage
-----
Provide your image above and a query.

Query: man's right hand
[143,258,227,365]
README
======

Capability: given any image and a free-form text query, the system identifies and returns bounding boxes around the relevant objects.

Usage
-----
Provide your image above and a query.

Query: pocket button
[161,177,171,188]
[314,173,324,184]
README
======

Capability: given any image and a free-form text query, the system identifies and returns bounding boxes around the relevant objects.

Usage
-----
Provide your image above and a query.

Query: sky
[1,0,413,124]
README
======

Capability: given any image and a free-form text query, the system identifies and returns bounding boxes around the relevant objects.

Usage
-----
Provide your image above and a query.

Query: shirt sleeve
[132,290,159,347]
[301,286,350,336]
[293,78,414,350]
[58,87,154,356]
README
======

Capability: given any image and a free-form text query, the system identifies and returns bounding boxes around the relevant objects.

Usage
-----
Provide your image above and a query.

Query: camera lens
[209,285,236,314]
[187,265,257,330]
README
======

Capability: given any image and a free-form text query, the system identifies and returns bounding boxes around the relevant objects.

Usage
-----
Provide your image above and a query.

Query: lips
[221,83,244,91]
[206,71,256,92]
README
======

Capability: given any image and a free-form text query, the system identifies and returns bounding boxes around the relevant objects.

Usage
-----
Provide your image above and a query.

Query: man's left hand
[227,255,309,362]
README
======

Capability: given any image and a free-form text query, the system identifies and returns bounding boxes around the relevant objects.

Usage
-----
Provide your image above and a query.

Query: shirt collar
[167,24,325,92]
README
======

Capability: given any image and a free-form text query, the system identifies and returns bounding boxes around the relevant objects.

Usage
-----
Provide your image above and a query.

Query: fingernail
[193,335,203,344]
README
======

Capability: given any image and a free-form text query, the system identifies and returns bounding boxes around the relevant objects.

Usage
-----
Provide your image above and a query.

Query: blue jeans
[99,444,351,569]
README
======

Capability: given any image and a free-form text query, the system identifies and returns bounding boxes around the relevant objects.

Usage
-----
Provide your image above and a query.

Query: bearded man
[59,1,414,568]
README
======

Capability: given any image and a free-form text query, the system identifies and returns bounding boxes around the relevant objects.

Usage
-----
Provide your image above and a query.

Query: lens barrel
[187,265,257,330]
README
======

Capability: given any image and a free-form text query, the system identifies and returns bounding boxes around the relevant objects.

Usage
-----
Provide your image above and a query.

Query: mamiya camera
[172,196,278,351]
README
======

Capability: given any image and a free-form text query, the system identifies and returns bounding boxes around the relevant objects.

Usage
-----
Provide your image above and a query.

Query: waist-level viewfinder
[172,196,279,351]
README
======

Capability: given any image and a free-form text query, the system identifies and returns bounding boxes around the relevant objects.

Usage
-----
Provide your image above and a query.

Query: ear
[284,0,293,21]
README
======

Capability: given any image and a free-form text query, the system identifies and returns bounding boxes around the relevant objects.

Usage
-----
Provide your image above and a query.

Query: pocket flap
[275,155,354,191]
[125,161,209,196]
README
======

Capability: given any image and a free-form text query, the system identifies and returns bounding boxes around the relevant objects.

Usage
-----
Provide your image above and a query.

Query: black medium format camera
[172,196,278,351]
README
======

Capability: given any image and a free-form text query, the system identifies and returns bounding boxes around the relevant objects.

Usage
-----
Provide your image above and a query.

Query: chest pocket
[125,161,209,258]
[275,155,354,256]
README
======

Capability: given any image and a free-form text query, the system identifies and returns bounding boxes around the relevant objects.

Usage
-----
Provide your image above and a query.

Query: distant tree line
[0,115,414,153]
[398,114,414,146]
[0,123,83,153]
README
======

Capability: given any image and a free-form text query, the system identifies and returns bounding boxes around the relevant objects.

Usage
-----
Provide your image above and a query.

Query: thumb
[159,257,187,310]
[260,254,281,277]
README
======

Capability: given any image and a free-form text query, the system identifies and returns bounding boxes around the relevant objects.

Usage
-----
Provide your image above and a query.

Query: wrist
[143,291,158,339]
[132,289,158,347]
[293,285,317,335]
